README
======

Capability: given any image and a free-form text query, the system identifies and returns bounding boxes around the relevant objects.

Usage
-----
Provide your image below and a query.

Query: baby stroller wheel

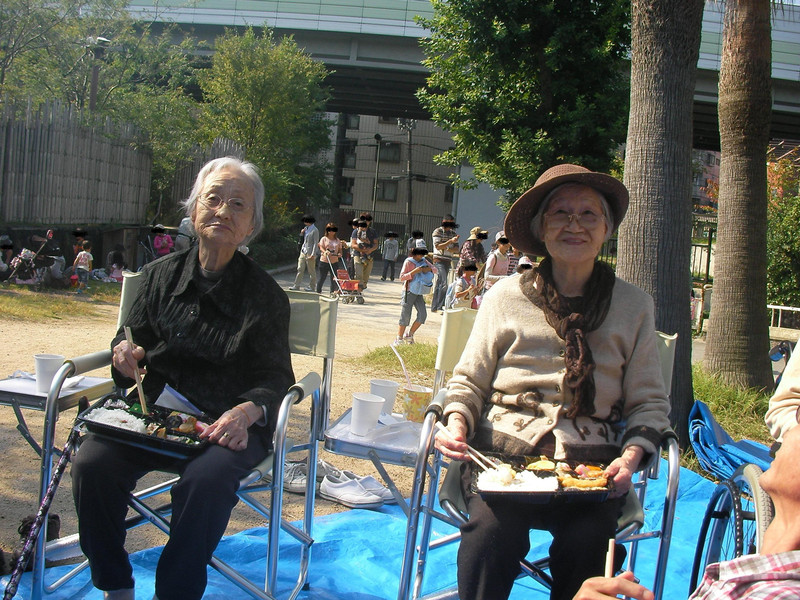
[356,296,365,305]
[343,296,354,304]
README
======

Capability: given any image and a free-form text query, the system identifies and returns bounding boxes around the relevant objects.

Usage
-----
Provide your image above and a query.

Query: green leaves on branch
[200,28,334,231]
[417,0,630,200]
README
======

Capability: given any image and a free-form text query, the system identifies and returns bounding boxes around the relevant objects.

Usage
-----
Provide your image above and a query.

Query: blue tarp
[689,400,772,481]
[2,462,717,600]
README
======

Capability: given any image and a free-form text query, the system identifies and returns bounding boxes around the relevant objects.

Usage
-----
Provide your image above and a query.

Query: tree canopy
[200,28,334,230]
[417,0,630,201]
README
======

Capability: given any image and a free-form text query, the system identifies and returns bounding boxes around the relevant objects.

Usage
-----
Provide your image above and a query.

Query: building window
[377,180,398,202]
[346,114,360,130]
[339,177,354,205]
[381,142,402,163]
[444,184,454,204]
[342,139,357,169]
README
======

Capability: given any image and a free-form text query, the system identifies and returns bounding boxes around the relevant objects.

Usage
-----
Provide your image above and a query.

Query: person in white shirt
[290,215,319,291]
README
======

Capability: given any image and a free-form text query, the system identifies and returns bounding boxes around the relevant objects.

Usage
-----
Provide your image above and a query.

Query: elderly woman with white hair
[71,157,294,600]
[435,164,672,600]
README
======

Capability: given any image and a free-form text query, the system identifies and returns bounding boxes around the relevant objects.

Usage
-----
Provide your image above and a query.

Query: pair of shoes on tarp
[283,458,394,509]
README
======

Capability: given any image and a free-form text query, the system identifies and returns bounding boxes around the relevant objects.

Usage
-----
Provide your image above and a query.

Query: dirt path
[0,269,444,562]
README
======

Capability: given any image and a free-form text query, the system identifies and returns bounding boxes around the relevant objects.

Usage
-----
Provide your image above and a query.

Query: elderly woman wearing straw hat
[435,164,672,600]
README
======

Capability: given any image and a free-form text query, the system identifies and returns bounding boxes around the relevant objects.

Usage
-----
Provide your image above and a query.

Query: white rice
[477,468,559,493]
[84,407,147,434]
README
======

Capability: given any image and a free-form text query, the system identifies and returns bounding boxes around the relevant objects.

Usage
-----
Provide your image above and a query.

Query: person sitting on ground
[765,343,800,444]
[574,423,800,600]
[435,164,672,600]
[71,156,294,600]
[395,246,434,346]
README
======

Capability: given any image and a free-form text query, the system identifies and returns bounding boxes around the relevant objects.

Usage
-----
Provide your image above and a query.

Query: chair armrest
[66,350,112,376]
[424,388,447,420]
[287,372,322,404]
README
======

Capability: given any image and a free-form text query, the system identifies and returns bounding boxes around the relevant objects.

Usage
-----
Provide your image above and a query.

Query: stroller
[6,230,64,287]
[331,266,364,304]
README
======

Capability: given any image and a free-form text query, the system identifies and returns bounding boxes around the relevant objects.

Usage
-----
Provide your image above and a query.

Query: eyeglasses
[199,194,252,214]
[544,209,603,229]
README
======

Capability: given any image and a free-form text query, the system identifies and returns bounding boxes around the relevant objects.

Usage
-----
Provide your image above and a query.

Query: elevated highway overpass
[132,0,800,150]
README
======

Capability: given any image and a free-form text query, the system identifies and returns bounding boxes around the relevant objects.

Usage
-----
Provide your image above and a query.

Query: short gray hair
[530,183,615,246]
[181,156,265,245]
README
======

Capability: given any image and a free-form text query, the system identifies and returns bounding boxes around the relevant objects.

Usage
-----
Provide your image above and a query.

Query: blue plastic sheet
[2,462,717,600]
[689,400,772,481]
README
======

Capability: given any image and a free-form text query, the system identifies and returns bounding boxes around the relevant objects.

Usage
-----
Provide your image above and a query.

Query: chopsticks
[435,422,497,472]
[123,326,149,415]
[604,538,615,577]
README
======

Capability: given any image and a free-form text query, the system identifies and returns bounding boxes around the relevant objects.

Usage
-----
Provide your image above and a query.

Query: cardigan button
[190,309,197,316]
[547,418,553,425]
[555,384,561,393]
[558,349,565,357]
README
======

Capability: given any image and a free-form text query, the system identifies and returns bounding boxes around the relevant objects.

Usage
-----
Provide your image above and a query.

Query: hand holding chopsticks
[435,422,497,472]
[123,326,149,415]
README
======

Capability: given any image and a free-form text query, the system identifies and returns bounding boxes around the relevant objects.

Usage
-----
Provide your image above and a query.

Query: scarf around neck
[520,257,616,418]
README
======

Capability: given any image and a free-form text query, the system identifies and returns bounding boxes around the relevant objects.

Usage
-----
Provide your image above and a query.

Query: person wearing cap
[395,246,435,345]
[459,227,488,270]
[152,225,174,257]
[434,164,672,600]
[482,231,512,291]
[290,214,319,291]
[407,230,427,255]
[431,215,460,312]
[351,213,379,289]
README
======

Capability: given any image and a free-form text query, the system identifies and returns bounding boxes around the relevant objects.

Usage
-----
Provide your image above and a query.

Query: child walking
[381,232,400,281]
[73,240,93,293]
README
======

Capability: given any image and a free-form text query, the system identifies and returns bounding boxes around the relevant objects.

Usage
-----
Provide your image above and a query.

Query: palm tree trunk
[703,0,773,391]
[618,0,704,447]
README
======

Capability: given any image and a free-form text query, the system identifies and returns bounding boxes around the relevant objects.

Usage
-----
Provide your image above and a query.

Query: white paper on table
[9,371,84,390]
[154,384,202,415]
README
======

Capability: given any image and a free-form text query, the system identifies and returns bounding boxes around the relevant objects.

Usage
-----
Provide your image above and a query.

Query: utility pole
[88,37,110,111]
[397,118,416,237]
[371,133,382,214]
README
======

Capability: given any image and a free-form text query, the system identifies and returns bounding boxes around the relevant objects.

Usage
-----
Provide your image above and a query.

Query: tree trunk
[617,0,704,448]
[703,0,773,391]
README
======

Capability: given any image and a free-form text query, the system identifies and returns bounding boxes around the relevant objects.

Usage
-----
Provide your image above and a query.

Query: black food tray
[77,394,210,459]
[469,453,614,504]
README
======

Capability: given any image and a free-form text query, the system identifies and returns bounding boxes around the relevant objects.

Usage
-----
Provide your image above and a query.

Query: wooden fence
[0,100,151,226]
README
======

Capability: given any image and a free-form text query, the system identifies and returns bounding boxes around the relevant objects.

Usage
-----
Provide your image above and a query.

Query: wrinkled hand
[434,417,471,461]
[573,572,653,600]
[200,405,251,451]
[112,340,146,380]
[604,445,644,498]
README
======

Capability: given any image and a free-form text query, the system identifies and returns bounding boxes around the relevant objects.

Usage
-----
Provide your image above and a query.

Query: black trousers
[71,431,268,600]
[381,259,396,280]
[457,464,623,600]
[317,261,337,293]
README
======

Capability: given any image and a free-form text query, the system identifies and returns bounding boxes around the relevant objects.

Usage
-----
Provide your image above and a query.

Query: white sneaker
[304,286,313,291]
[288,286,300,291]
[392,337,405,347]
[403,334,415,344]
[341,470,396,504]
[283,460,309,494]
[319,472,384,509]
[315,458,342,482]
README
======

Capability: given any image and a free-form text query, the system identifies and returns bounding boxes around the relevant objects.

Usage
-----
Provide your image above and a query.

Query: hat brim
[504,169,629,256]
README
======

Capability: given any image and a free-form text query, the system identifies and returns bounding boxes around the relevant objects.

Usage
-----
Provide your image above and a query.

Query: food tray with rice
[77,394,211,459]
[470,453,614,504]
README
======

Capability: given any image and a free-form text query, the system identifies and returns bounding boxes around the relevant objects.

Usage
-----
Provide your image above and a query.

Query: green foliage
[767,191,800,307]
[200,28,334,232]
[417,0,630,200]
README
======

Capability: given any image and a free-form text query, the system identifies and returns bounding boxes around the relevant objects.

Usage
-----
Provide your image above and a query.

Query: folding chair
[399,310,679,600]
[30,274,338,600]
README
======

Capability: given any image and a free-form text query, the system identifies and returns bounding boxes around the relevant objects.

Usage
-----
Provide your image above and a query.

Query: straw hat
[467,226,487,241]
[504,164,629,256]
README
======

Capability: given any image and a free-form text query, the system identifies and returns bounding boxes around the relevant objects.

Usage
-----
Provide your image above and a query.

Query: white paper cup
[35,354,65,394]
[351,392,385,436]
[400,384,433,423]
[369,379,401,414]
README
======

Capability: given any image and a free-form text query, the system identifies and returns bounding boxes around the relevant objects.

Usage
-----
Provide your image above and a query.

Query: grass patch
[692,363,772,446]
[0,282,121,320]
[355,343,438,386]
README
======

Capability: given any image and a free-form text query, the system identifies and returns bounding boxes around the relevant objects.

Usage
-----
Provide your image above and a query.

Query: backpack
[408,258,435,295]
[444,279,459,310]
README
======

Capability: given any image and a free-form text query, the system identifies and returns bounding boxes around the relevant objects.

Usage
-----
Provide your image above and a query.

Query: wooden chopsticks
[435,422,497,472]
[123,326,149,415]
